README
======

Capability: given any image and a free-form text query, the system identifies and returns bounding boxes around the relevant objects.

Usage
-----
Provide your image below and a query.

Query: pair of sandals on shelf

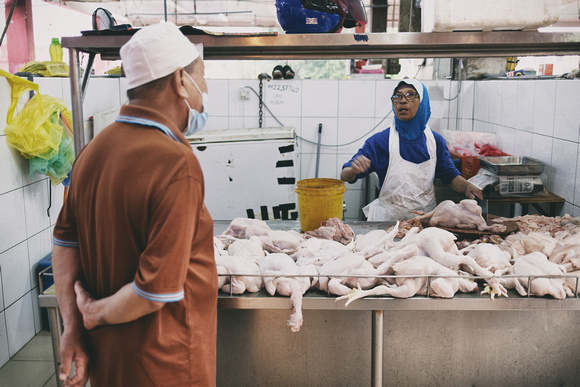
[272,65,295,79]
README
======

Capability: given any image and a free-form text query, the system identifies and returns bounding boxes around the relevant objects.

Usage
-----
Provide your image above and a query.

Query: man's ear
[174,68,190,99]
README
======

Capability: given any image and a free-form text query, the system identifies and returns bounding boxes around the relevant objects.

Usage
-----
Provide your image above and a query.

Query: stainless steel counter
[40,281,580,386]
[39,220,580,386]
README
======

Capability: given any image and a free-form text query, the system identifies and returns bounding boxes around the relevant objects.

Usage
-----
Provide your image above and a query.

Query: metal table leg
[371,310,383,387]
[47,307,64,387]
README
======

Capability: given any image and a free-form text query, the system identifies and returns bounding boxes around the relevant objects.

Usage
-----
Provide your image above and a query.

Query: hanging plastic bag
[1,68,75,185]
[0,68,39,126]
[29,134,74,185]
[2,67,73,160]
[28,112,74,186]
[4,93,71,160]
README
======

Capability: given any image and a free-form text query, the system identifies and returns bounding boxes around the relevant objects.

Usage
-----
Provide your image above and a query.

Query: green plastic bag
[29,135,74,185]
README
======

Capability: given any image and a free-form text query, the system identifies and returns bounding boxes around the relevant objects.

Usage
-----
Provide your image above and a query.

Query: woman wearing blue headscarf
[341,79,482,221]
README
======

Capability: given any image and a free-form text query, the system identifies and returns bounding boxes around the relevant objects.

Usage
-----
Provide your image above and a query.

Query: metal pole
[47,307,64,387]
[371,310,383,387]
[315,123,322,178]
[69,48,86,156]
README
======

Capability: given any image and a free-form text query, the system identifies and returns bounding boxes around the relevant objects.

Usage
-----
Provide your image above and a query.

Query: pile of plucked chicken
[214,199,580,332]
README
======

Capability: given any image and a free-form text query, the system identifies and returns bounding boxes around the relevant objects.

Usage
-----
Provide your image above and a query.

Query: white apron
[363,124,438,221]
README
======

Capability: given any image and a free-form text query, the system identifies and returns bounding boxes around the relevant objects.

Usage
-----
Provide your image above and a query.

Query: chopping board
[420,214,518,239]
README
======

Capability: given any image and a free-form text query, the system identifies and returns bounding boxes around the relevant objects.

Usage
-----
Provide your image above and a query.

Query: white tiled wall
[471,79,580,215]
[1,74,579,366]
[0,77,68,367]
[217,77,580,218]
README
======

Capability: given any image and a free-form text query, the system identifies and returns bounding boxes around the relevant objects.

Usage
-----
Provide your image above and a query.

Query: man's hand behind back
[59,328,89,387]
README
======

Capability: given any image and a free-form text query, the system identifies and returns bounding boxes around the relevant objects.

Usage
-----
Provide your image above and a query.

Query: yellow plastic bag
[0,68,39,126]
[1,68,72,160]
[4,93,72,160]
[17,61,69,77]
[1,69,75,185]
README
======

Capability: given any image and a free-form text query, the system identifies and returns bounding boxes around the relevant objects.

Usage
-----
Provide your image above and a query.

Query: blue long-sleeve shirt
[342,127,460,187]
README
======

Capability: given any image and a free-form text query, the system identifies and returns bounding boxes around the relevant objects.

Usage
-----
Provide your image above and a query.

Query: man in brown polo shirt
[52,22,217,386]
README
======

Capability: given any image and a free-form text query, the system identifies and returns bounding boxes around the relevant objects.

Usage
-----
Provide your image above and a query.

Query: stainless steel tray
[479,156,545,175]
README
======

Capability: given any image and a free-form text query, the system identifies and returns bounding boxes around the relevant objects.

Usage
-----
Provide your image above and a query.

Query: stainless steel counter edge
[41,292,580,311]
[217,292,580,311]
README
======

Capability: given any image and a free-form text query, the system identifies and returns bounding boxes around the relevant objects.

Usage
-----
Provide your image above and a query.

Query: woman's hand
[350,155,371,174]
[465,182,483,200]
[450,175,483,200]
[340,155,371,183]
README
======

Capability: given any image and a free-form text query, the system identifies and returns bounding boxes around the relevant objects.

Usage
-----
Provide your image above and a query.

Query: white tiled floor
[0,330,57,387]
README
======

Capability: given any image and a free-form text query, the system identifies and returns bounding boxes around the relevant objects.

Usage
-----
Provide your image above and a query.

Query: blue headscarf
[392,79,431,140]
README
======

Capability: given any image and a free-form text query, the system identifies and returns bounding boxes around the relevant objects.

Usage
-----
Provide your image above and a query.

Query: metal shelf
[62,31,580,60]
[63,30,580,162]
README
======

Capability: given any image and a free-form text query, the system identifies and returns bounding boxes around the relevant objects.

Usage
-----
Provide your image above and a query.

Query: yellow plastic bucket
[295,178,346,232]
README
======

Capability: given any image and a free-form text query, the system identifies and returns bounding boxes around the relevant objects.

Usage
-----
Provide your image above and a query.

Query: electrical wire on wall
[243,85,393,149]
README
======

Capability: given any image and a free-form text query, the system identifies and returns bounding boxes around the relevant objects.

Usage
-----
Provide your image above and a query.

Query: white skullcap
[120,22,200,90]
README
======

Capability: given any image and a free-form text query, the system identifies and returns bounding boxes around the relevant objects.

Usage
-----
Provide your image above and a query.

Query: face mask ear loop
[184,71,203,97]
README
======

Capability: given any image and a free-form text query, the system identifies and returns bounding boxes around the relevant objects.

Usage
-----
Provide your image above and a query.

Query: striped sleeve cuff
[52,236,79,248]
[131,282,184,303]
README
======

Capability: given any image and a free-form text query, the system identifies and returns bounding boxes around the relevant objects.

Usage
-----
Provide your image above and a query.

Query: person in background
[340,79,482,222]
[51,22,217,386]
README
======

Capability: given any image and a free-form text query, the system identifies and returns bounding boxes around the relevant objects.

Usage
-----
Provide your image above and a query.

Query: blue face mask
[183,71,209,136]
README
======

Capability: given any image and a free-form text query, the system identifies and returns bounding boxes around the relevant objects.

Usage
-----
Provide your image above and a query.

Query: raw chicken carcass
[412,199,506,232]
[499,232,557,259]
[214,237,229,259]
[258,253,318,332]
[354,229,390,252]
[367,244,419,273]
[215,256,263,294]
[292,238,353,267]
[338,256,478,305]
[259,230,304,255]
[304,217,355,245]
[226,236,265,259]
[316,253,380,295]
[460,243,512,275]
[488,252,573,299]
[548,231,580,271]
[550,243,580,271]
[353,221,400,258]
[223,217,271,239]
[392,227,507,297]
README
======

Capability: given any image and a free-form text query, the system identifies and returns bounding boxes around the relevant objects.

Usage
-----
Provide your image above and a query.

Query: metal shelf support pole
[372,310,384,387]
[69,48,85,156]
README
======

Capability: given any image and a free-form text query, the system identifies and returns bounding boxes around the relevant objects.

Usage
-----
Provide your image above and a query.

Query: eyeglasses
[391,92,419,103]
